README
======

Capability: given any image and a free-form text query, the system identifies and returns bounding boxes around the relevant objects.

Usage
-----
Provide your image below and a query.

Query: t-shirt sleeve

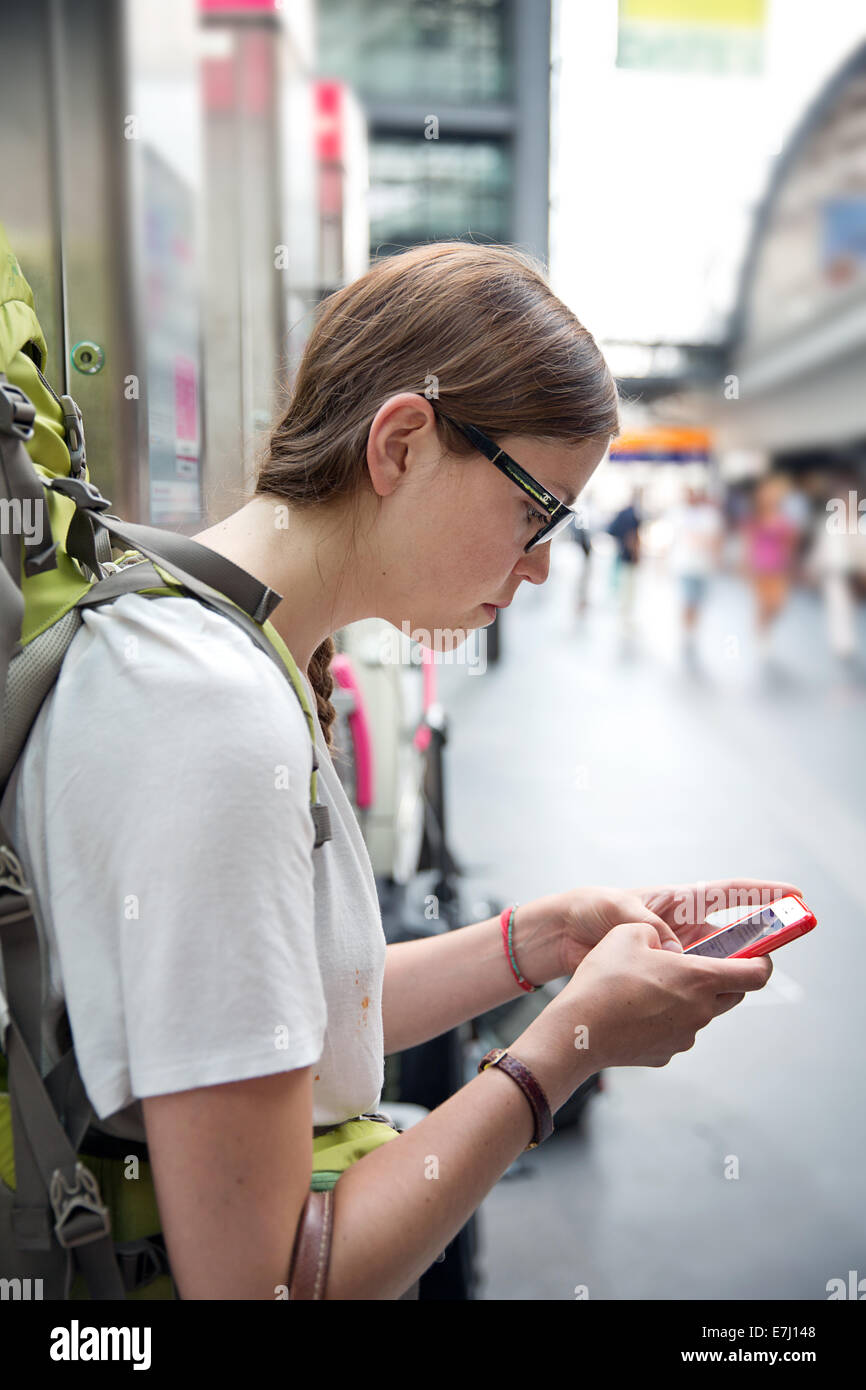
[42,595,328,1117]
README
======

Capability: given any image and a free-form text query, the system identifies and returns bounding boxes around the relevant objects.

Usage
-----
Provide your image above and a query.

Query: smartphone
[683,894,817,959]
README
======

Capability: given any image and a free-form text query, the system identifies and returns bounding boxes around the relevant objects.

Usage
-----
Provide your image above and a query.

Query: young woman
[741,474,800,658]
[12,241,798,1299]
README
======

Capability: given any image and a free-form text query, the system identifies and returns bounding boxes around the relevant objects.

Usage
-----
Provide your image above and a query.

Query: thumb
[643,910,684,953]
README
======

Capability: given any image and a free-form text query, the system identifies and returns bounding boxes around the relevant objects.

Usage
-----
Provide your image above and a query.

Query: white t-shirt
[0,592,387,1143]
[667,503,723,577]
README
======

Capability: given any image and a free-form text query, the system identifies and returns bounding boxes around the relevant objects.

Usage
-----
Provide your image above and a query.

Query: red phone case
[688,894,817,959]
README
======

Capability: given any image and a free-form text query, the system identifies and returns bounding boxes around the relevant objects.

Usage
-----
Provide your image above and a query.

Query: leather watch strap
[289,1189,334,1299]
[478,1048,554,1150]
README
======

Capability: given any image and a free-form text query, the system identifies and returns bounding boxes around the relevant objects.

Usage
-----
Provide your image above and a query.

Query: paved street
[435,538,866,1300]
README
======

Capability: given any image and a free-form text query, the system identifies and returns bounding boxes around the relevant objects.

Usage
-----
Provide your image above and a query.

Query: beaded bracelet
[500,904,541,993]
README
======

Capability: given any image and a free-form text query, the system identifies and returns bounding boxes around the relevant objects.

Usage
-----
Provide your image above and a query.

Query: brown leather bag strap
[289,1189,334,1299]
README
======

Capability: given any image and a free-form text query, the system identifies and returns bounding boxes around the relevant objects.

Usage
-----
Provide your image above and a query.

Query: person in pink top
[740,475,799,656]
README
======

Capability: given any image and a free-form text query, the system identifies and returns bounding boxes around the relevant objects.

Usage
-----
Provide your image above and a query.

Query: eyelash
[526,504,548,527]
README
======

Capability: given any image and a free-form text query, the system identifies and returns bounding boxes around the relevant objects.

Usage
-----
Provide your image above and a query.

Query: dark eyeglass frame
[433,409,580,552]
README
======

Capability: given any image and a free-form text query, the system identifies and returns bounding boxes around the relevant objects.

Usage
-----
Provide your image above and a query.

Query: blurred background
[3,0,864,1300]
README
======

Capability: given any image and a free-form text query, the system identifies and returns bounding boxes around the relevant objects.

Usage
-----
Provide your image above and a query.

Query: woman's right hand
[510,921,773,1113]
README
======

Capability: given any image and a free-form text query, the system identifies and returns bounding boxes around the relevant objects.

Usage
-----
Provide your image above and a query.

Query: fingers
[631,880,805,929]
[634,878,803,899]
[700,955,774,992]
[616,920,672,946]
[643,911,683,952]
[699,878,804,901]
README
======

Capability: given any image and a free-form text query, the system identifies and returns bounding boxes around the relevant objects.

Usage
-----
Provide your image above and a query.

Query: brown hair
[254,240,620,750]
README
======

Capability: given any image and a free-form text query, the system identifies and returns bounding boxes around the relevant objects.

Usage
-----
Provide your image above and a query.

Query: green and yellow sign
[617,0,766,75]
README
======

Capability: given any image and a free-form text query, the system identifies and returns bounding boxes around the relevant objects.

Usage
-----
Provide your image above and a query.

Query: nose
[514,541,552,585]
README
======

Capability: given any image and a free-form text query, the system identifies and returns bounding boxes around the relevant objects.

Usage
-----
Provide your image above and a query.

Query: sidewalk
[435,544,866,1299]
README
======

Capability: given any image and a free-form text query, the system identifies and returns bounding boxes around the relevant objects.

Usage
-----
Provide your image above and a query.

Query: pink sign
[199,0,279,11]
[174,355,199,461]
[315,81,343,162]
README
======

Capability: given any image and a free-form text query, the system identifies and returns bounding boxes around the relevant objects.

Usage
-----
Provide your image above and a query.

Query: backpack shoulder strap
[48,473,283,624]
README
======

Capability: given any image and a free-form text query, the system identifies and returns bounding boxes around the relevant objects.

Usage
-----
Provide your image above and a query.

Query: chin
[437,627,476,649]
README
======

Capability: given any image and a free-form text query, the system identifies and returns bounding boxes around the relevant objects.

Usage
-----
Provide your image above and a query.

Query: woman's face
[367,396,608,650]
[755,477,784,517]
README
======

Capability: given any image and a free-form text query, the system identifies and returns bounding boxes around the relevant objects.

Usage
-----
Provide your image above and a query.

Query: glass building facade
[317,0,525,257]
[367,137,512,247]
[317,0,512,107]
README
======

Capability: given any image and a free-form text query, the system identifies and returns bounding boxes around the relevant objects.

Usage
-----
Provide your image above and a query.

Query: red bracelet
[500,904,541,993]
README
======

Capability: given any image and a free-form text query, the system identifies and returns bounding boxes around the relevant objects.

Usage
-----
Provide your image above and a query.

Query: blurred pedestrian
[666,485,723,656]
[570,495,597,616]
[740,474,799,663]
[808,482,865,665]
[607,486,642,629]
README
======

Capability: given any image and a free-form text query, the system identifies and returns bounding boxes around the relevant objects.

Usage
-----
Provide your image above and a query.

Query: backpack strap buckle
[0,381,36,441]
[60,395,86,477]
[0,844,34,928]
[114,1235,172,1294]
[0,842,28,895]
[49,1162,112,1249]
[47,475,112,512]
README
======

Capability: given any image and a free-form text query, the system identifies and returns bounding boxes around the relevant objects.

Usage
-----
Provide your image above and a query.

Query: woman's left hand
[550,877,805,977]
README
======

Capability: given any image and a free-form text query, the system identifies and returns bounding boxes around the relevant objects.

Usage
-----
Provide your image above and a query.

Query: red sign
[199,0,280,12]
[315,81,343,163]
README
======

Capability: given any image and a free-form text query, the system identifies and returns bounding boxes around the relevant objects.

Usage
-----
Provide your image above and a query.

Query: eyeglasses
[434,410,581,552]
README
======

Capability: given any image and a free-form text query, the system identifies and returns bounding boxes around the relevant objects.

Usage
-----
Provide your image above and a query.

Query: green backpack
[0,225,398,1300]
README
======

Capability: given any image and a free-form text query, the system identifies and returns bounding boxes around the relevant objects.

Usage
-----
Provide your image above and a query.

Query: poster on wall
[142,144,204,527]
[822,196,866,289]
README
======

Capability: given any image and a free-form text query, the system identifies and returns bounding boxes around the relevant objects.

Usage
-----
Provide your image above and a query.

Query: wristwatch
[477,1048,554,1150]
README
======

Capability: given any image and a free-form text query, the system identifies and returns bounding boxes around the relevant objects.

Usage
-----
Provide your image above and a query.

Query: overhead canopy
[609,426,713,462]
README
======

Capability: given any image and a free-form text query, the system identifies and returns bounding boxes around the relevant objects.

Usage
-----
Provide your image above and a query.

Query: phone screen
[685,905,787,958]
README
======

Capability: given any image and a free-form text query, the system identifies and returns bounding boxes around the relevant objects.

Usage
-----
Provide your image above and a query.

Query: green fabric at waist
[1,1090,400,1194]
[0,1091,400,1295]
[311,1116,400,1189]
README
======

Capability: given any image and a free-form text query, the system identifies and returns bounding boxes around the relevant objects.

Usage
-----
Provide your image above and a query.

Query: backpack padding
[0,225,48,376]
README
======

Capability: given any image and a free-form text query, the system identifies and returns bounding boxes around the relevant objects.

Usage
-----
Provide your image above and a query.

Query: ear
[366,393,438,498]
